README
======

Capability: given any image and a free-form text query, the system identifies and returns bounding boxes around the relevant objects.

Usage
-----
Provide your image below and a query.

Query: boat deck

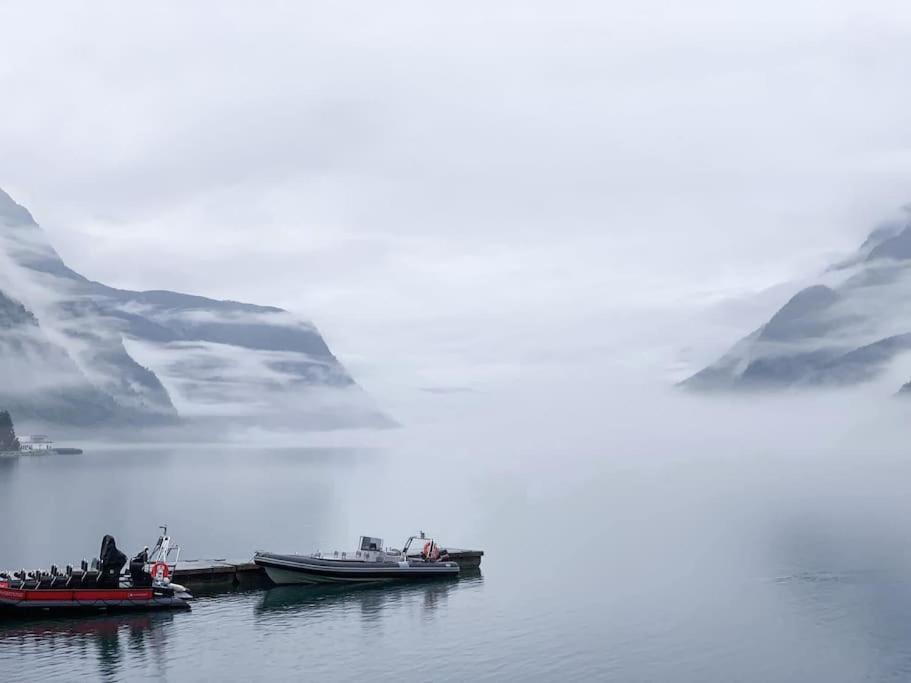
[173,549,484,590]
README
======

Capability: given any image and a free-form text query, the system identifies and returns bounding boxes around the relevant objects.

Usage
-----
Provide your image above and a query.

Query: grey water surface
[2,444,911,681]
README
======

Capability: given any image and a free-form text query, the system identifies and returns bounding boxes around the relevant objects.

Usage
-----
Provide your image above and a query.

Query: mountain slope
[0,187,382,428]
[682,213,911,394]
[0,290,130,425]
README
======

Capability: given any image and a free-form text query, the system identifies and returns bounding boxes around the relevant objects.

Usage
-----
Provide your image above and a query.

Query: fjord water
[3,391,911,681]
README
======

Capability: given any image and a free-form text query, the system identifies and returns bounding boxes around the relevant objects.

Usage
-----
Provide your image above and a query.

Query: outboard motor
[98,535,127,588]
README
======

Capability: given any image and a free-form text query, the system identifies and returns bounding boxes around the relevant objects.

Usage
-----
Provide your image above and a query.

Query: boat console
[360,536,384,552]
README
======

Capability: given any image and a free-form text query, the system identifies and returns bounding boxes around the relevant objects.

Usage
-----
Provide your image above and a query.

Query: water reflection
[0,612,174,681]
[257,573,483,624]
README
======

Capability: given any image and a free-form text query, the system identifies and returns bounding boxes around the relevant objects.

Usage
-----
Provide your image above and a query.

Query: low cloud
[2,2,911,399]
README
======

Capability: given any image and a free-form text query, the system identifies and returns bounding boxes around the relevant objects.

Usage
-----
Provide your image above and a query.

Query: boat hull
[0,586,191,616]
[255,553,460,585]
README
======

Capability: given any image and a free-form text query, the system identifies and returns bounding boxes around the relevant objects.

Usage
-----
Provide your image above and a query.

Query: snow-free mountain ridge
[684,211,911,394]
[0,187,381,428]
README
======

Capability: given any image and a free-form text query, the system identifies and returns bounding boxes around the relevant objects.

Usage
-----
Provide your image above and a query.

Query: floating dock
[173,549,484,590]
[0,448,83,457]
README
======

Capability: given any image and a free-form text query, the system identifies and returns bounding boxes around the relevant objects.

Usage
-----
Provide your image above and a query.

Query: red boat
[0,533,192,616]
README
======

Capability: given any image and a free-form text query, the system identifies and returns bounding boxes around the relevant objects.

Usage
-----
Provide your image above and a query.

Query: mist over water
[3,376,911,681]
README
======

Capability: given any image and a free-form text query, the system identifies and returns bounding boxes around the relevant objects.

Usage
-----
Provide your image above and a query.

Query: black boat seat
[4,537,132,591]
[78,559,101,587]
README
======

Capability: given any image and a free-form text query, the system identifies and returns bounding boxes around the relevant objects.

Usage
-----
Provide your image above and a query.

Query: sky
[2,1,911,409]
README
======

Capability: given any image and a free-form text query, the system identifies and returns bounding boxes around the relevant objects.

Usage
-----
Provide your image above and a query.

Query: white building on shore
[19,435,55,452]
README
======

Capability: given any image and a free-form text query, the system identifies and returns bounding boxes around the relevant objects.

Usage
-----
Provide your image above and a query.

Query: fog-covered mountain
[683,212,911,394]
[0,188,385,429]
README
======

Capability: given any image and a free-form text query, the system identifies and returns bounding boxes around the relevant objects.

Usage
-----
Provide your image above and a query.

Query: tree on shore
[0,411,20,451]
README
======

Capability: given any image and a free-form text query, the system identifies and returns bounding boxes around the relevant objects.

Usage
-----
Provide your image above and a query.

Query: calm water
[3,440,911,681]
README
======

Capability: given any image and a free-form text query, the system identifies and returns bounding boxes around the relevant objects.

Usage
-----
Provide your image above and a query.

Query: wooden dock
[172,559,267,589]
[173,549,484,590]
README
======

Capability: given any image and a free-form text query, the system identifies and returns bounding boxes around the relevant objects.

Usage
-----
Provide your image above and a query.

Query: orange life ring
[422,542,440,561]
[151,562,170,581]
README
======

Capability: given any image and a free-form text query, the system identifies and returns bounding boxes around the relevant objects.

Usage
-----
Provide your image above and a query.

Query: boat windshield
[402,535,438,556]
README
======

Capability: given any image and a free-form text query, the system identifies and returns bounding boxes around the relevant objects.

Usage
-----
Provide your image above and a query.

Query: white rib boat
[254,534,460,585]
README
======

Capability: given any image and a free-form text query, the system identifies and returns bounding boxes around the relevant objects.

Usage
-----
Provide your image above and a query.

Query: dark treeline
[0,410,20,451]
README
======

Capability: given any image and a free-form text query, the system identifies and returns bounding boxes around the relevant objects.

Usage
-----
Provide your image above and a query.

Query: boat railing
[401,532,444,560]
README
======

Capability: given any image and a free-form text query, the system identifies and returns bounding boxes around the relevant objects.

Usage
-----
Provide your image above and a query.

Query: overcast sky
[2,1,911,404]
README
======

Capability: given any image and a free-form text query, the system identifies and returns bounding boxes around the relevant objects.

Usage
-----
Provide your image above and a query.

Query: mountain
[0,288,129,424]
[0,187,385,429]
[683,212,911,394]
